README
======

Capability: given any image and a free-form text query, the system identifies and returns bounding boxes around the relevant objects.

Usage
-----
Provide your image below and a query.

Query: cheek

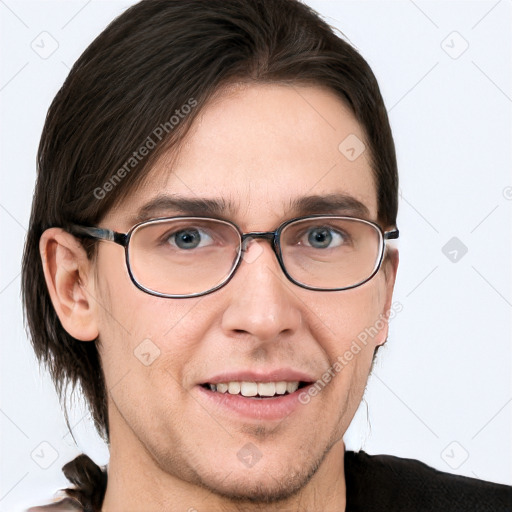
[96,291,209,371]
[94,291,212,450]
[94,267,218,409]
[308,276,388,353]
[305,279,388,418]
[94,242,210,348]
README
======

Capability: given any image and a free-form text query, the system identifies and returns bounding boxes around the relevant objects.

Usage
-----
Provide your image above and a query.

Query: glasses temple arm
[384,228,399,240]
[68,224,128,246]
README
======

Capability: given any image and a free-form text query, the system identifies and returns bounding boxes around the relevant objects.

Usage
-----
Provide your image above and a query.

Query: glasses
[69,215,399,298]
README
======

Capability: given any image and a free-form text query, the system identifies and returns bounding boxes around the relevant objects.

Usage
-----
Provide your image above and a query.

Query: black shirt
[345,451,512,511]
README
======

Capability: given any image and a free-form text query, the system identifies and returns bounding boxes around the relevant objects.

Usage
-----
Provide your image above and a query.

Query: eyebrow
[133,193,370,223]
[134,196,232,222]
[289,194,370,218]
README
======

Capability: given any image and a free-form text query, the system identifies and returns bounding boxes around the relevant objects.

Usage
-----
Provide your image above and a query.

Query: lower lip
[196,385,311,421]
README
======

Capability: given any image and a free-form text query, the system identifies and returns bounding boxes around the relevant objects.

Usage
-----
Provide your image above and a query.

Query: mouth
[196,370,317,420]
[200,380,311,399]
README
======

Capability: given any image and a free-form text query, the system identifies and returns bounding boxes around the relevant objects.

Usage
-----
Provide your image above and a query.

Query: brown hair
[22,0,397,508]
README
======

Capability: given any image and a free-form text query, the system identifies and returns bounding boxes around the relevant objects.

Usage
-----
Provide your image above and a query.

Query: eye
[303,226,347,249]
[168,228,214,249]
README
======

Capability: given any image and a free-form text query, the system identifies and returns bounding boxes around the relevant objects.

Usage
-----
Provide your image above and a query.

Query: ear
[375,247,399,347]
[39,228,99,341]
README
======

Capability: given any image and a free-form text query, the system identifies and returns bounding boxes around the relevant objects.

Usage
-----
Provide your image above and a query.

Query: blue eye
[169,228,213,249]
[305,227,346,249]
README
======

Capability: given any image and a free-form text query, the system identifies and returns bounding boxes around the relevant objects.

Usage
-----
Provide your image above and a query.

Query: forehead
[110,83,377,229]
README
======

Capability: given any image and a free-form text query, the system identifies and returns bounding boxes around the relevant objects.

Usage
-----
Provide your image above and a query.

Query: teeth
[228,382,241,394]
[207,381,300,398]
[258,382,276,396]
[286,382,299,393]
[275,381,287,395]
[217,383,228,393]
[240,381,258,397]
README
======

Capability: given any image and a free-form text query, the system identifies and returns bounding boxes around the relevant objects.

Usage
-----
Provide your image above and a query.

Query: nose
[220,239,302,342]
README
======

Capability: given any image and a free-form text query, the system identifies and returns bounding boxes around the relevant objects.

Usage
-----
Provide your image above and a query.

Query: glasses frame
[68,215,399,298]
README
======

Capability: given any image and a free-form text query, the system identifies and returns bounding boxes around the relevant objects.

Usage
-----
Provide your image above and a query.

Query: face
[89,84,398,502]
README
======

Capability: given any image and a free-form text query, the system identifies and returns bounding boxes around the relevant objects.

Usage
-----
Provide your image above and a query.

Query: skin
[40,84,399,512]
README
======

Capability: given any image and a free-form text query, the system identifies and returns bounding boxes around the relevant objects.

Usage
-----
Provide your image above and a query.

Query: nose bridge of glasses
[240,231,278,254]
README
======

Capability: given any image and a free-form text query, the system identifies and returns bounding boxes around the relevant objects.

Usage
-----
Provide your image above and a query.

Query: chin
[192,452,323,505]
[202,469,315,504]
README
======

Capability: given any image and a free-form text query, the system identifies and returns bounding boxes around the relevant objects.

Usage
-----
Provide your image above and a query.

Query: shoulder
[344,450,512,512]
[26,496,83,512]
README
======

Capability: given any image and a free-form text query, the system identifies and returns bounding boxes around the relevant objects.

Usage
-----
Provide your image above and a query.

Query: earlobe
[375,248,399,347]
[385,248,399,291]
[39,228,99,341]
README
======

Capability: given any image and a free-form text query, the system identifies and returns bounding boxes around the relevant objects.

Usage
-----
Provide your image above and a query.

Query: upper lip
[200,369,316,385]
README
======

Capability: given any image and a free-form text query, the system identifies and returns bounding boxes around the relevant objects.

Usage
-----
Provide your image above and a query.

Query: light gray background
[1,1,511,510]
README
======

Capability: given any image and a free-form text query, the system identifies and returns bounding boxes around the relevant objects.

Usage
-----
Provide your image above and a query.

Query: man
[22,0,511,510]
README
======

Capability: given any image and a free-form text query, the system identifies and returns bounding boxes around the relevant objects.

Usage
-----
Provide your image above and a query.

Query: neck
[102,408,346,511]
